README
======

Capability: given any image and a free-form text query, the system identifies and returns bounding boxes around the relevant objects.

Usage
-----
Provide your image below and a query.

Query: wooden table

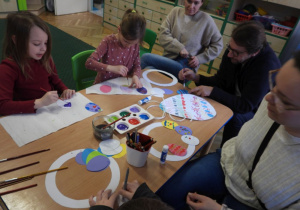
[0,72,232,209]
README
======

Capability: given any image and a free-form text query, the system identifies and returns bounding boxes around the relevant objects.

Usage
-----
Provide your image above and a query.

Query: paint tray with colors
[106,104,154,134]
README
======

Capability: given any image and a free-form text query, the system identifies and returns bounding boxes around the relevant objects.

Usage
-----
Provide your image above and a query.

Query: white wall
[54,0,89,15]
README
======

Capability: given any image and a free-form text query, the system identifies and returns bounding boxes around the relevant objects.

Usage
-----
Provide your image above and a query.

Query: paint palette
[106,104,155,134]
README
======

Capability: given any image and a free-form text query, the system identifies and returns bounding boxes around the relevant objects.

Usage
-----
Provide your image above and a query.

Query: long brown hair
[120,9,146,44]
[2,11,53,78]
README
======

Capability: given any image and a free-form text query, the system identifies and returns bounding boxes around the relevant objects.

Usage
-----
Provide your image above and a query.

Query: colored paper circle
[100,85,112,93]
[86,150,105,164]
[177,89,189,94]
[162,88,173,95]
[167,144,187,156]
[85,102,102,112]
[82,148,95,164]
[86,155,110,172]
[99,139,120,151]
[112,144,127,158]
[181,135,199,145]
[162,120,178,130]
[101,145,123,156]
[175,126,192,135]
[136,87,147,94]
[152,87,165,97]
[75,152,85,165]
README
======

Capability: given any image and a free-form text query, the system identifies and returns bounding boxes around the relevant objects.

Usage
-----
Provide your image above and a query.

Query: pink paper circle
[100,85,112,93]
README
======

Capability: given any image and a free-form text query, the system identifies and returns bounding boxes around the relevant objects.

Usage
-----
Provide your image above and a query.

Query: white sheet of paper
[0,93,98,147]
[85,77,153,95]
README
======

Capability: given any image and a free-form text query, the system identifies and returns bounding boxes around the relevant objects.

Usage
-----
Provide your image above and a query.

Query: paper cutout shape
[56,99,72,108]
[142,69,178,87]
[99,139,120,151]
[100,85,112,93]
[136,87,147,94]
[167,144,187,156]
[100,146,123,156]
[160,94,216,121]
[181,135,199,145]
[162,88,173,95]
[175,126,192,135]
[112,144,127,158]
[75,152,85,165]
[177,89,188,94]
[86,155,110,172]
[85,102,102,112]
[97,147,113,157]
[82,148,96,163]
[86,150,105,164]
[152,87,165,97]
[162,120,178,130]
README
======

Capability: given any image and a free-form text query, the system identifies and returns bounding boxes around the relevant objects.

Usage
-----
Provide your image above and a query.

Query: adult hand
[130,75,143,88]
[107,65,129,77]
[119,180,140,200]
[34,91,59,109]
[186,193,221,210]
[61,89,75,99]
[89,189,119,208]
[179,68,198,81]
[189,86,213,97]
[180,48,189,58]
[188,56,200,69]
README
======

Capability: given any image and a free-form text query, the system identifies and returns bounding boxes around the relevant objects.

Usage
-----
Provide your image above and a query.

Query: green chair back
[139,28,157,57]
[71,50,97,91]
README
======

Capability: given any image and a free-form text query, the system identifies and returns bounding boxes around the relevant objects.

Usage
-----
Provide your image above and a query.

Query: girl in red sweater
[0,11,75,116]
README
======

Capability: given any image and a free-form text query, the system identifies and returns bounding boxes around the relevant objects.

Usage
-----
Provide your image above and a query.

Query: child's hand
[119,180,140,200]
[107,65,128,77]
[130,75,142,88]
[61,89,75,99]
[34,91,59,109]
[186,192,221,210]
[89,189,119,208]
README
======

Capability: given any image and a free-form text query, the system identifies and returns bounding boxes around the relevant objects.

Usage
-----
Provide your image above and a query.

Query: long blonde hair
[2,11,53,78]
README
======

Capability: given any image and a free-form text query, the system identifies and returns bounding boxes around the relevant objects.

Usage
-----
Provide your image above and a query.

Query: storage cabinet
[103,0,300,74]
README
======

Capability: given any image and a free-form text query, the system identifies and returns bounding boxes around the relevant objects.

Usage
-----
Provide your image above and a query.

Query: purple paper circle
[175,125,193,135]
[86,155,110,172]
[82,148,95,163]
[177,89,189,94]
[162,88,173,94]
[75,152,85,165]
[85,102,101,112]
[136,87,147,94]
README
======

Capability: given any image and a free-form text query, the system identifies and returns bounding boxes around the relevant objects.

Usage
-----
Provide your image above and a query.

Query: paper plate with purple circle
[85,102,102,112]
[181,135,199,145]
[175,125,192,135]
[151,87,165,97]
[142,69,178,87]
[159,94,216,121]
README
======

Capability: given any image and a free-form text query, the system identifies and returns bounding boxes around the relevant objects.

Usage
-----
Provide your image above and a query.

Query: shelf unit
[18,0,45,15]
[103,0,300,74]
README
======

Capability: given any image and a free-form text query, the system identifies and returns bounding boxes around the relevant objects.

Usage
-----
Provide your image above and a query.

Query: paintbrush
[0,149,50,163]
[102,113,131,129]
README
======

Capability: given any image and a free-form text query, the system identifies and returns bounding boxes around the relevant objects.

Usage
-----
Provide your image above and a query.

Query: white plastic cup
[126,145,150,167]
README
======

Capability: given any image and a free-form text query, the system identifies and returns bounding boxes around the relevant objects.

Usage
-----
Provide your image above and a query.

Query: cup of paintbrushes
[126,132,156,167]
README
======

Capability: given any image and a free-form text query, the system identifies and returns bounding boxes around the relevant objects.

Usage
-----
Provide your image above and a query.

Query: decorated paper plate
[159,94,216,121]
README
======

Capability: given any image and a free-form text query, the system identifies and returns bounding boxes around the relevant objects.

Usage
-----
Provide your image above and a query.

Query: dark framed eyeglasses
[226,43,247,57]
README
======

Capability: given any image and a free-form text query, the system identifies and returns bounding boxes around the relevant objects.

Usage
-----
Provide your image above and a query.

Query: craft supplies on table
[105,104,154,134]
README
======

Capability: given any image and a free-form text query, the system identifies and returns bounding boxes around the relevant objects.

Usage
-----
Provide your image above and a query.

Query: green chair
[139,28,157,57]
[71,49,97,91]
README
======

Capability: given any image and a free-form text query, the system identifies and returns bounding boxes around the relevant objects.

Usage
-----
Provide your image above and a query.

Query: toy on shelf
[271,23,293,37]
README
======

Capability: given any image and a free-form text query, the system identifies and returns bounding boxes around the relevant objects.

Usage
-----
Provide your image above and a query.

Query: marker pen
[138,96,151,105]
[160,145,169,164]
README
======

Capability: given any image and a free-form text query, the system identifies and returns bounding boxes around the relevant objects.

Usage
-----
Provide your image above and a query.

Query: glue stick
[138,96,151,105]
[160,145,169,164]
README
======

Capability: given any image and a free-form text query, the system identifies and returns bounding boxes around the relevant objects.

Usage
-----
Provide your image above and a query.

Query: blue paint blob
[139,113,150,120]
